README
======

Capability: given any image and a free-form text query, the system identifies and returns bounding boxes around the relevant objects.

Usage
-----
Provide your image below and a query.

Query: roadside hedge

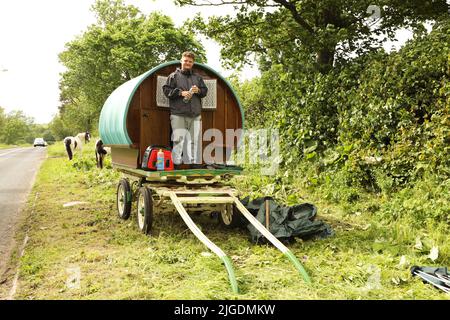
[236,19,449,224]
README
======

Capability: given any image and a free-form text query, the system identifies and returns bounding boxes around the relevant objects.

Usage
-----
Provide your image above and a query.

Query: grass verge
[7,143,449,299]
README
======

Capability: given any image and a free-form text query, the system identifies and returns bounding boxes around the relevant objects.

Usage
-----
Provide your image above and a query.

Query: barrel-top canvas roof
[99,60,245,145]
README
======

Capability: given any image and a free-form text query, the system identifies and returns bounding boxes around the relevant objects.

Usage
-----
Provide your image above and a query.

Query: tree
[1,110,34,144]
[29,123,55,143]
[177,0,448,73]
[49,115,72,141]
[0,107,5,138]
[42,130,55,143]
[59,0,206,133]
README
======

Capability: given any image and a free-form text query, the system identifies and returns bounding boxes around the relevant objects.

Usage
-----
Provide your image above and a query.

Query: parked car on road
[33,138,47,147]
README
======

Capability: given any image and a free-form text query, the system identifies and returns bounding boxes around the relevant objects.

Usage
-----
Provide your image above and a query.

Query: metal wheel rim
[117,184,125,217]
[221,205,233,225]
[137,191,145,230]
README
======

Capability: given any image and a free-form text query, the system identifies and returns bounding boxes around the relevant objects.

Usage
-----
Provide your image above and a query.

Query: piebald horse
[64,132,91,160]
[94,139,111,169]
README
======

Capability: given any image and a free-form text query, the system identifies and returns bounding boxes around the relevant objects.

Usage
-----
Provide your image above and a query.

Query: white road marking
[0,148,24,157]
[0,147,35,163]
[7,192,39,300]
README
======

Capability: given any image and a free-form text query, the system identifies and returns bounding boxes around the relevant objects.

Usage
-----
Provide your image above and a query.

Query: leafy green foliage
[0,110,35,144]
[71,155,97,171]
[55,0,206,135]
[234,19,449,225]
[179,0,447,72]
[0,107,5,133]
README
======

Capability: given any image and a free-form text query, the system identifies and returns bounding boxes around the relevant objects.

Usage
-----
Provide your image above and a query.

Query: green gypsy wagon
[99,61,310,293]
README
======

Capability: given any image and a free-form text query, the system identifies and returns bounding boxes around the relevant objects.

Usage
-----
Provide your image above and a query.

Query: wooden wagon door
[139,76,171,162]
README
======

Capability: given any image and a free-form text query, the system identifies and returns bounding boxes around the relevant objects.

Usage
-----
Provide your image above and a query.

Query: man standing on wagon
[163,51,208,169]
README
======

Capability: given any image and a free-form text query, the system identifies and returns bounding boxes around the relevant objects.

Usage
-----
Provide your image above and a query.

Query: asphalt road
[0,147,46,276]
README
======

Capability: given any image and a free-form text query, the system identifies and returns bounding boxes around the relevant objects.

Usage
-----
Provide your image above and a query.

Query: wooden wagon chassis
[114,165,311,293]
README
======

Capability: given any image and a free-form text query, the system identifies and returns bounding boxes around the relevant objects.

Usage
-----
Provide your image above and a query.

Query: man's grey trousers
[170,114,201,165]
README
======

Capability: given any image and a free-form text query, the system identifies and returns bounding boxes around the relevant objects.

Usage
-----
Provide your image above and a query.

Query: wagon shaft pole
[228,193,312,284]
[168,192,239,294]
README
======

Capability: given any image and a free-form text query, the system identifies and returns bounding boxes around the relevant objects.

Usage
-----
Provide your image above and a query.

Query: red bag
[141,145,174,171]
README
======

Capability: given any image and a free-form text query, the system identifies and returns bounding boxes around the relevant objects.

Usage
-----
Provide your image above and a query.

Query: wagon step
[166,190,311,293]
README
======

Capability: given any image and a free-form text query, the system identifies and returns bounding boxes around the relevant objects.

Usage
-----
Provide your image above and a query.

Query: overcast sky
[0,0,414,124]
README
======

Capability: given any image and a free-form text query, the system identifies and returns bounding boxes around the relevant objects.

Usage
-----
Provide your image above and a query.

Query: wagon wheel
[116,179,132,220]
[218,204,247,229]
[136,187,153,235]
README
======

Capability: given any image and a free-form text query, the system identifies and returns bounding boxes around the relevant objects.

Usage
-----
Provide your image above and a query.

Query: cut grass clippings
[7,143,450,299]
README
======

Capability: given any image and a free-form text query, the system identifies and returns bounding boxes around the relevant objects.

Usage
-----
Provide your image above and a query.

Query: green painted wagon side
[99,75,143,146]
